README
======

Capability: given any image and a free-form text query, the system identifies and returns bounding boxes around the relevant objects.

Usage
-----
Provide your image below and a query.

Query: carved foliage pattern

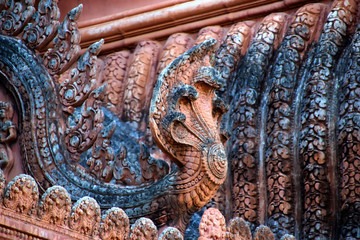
[158,227,183,240]
[264,4,325,237]
[0,0,35,36]
[299,0,357,238]
[43,4,82,75]
[228,13,287,225]
[22,0,60,50]
[226,217,252,240]
[59,40,103,113]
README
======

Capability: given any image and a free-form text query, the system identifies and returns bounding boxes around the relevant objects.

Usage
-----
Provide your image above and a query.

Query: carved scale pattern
[299,0,357,238]
[264,4,326,237]
[228,13,287,226]
[103,50,130,117]
[338,19,360,239]
[122,40,161,129]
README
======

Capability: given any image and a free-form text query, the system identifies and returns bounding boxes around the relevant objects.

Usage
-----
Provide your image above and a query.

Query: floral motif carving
[0,0,35,36]
[38,186,71,225]
[22,0,60,50]
[129,217,158,240]
[43,4,82,76]
[3,174,38,215]
[69,196,101,236]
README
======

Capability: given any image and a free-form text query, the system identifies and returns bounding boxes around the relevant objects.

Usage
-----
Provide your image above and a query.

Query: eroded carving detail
[22,0,60,50]
[253,225,275,240]
[158,227,183,240]
[43,4,82,76]
[199,208,226,240]
[69,196,101,236]
[3,174,38,215]
[226,217,251,240]
[129,217,158,240]
[38,185,71,225]
[195,26,223,46]
[99,207,130,240]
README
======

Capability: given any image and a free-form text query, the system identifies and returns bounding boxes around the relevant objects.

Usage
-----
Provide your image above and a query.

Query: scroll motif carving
[299,0,357,238]
[0,0,35,36]
[0,101,16,175]
[65,85,106,163]
[228,13,287,226]
[103,51,130,117]
[43,4,82,76]
[22,0,60,50]
[59,39,103,114]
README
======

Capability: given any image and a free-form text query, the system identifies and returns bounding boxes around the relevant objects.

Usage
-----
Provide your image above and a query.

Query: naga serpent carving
[0,13,227,232]
[2,0,360,239]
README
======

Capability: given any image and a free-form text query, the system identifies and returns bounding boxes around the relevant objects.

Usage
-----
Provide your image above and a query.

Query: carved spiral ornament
[204,143,228,185]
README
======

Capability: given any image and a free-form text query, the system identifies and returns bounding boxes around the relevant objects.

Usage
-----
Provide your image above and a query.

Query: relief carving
[0,101,16,175]
[0,0,35,36]
[22,0,60,50]
[103,50,130,117]
[43,4,82,76]
[122,40,161,130]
